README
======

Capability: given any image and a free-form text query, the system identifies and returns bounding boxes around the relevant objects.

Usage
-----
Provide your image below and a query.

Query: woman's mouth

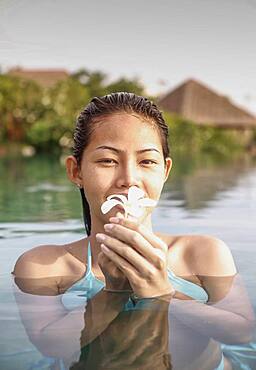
[114,204,125,213]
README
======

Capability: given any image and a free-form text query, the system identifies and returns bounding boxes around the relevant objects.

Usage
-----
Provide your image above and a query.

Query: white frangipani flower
[101,186,157,218]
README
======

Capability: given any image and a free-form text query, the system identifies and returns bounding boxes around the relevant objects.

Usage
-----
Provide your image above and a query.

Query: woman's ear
[65,156,83,187]
[164,157,172,182]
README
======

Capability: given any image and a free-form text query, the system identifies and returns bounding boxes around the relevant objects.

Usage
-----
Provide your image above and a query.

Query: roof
[158,79,256,128]
[8,67,69,88]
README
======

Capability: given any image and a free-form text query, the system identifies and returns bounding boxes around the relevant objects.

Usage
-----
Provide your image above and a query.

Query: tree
[27,77,90,149]
[0,74,44,142]
[105,77,145,96]
[72,69,108,97]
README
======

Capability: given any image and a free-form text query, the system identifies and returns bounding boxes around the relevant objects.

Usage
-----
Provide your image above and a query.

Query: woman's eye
[97,159,157,165]
[98,159,117,164]
[141,160,157,165]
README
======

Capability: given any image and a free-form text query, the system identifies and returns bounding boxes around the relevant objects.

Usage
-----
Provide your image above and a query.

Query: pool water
[0,153,256,369]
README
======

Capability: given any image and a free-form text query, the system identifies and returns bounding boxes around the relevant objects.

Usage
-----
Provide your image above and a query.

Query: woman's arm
[167,236,255,344]
[168,274,255,344]
[14,277,130,358]
[13,245,131,358]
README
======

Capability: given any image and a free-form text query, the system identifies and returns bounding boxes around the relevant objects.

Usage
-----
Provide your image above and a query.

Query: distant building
[8,67,69,88]
[158,79,256,129]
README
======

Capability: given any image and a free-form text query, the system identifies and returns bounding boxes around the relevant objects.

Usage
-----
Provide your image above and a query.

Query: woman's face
[68,112,172,226]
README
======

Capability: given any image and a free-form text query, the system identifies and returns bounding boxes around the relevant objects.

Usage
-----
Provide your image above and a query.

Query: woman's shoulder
[181,234,237,276]
[12,240,87,295]
[158,232,237,276]
[12,242,75,279]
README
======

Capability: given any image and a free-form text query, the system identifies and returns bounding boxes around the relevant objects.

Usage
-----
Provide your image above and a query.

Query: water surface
[1,152,256,369]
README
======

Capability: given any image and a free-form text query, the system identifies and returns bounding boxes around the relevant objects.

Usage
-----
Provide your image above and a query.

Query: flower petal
[127,205,144,217]
[101,199,124,214]
[107,194,127,203]
[138,198,157,208]
[128,186,145,202]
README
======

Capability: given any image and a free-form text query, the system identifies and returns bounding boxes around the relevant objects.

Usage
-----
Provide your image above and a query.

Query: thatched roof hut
[8,67,69,88]
[158,79,256,129]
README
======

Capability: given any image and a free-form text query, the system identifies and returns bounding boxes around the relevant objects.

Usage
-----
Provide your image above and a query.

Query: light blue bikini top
[61,241,209,310]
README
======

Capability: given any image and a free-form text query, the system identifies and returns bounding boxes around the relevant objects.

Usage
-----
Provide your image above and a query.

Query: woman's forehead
[93,112,154,127]
[90,113,160,141]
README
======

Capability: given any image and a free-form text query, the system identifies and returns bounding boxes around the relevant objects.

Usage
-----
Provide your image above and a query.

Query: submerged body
[13,232,245,370]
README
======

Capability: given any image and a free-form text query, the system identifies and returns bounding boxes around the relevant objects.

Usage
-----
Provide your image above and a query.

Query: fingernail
[96,233,106,241]
[104,224,114,231]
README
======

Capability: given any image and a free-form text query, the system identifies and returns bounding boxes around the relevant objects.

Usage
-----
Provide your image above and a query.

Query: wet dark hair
[73,92,170,235]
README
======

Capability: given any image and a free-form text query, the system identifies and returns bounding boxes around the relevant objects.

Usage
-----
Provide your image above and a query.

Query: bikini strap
[85,240,92,277]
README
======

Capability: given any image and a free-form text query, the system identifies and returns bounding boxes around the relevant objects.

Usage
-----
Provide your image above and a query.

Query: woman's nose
[115,163,141,188]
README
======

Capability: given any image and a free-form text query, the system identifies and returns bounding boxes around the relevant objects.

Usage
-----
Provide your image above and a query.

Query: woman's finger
[109,216,168,252]
[100,243,141,282]
[97,234,155,277]
[103,222,167,267]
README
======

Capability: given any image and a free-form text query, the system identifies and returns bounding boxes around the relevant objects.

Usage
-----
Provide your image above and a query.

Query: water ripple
[26,182,70,192]
[0,220,84,239]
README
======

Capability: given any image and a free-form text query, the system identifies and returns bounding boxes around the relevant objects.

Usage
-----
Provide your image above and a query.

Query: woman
[13,92,255,369]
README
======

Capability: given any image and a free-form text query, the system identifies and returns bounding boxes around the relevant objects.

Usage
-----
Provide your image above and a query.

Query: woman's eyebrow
[95,145,161,154]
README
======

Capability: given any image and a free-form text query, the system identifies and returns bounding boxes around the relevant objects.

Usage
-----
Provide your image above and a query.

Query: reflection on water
[0,154,80,222]
[0,152,256,222]
[0,273,254,370]
[165,153,256,210]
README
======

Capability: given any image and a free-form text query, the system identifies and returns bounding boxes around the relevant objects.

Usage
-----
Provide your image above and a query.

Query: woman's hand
[96,216,175,298]
[97,212,132,292]
[98,251,132,291]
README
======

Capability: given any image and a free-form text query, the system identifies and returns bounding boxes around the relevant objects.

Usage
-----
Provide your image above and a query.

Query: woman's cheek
[148,173,165,194]
[93,166,115,179]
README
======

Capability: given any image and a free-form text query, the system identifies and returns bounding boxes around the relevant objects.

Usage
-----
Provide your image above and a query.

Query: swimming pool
[1,154,256,369]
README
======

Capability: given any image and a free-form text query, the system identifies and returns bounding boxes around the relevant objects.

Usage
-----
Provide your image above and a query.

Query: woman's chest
[156,233,205,299]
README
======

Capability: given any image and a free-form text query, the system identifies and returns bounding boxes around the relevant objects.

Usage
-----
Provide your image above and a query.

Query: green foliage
[26,78,90,150]
[26,116,64,151]
[163,112,245,157]
[0,69,251,158]
[105,77,145,95]
[49,77,90,121]
[0,74,44,142]
[0,69,148,149]
[72,69,146,97]
[72,69,108,97]
[251,128,256,144]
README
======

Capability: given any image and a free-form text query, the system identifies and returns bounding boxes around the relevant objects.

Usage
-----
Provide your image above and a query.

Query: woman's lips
[114,204,125,212]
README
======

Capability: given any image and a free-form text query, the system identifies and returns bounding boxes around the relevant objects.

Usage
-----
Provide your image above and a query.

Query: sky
[1,0,256,113]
